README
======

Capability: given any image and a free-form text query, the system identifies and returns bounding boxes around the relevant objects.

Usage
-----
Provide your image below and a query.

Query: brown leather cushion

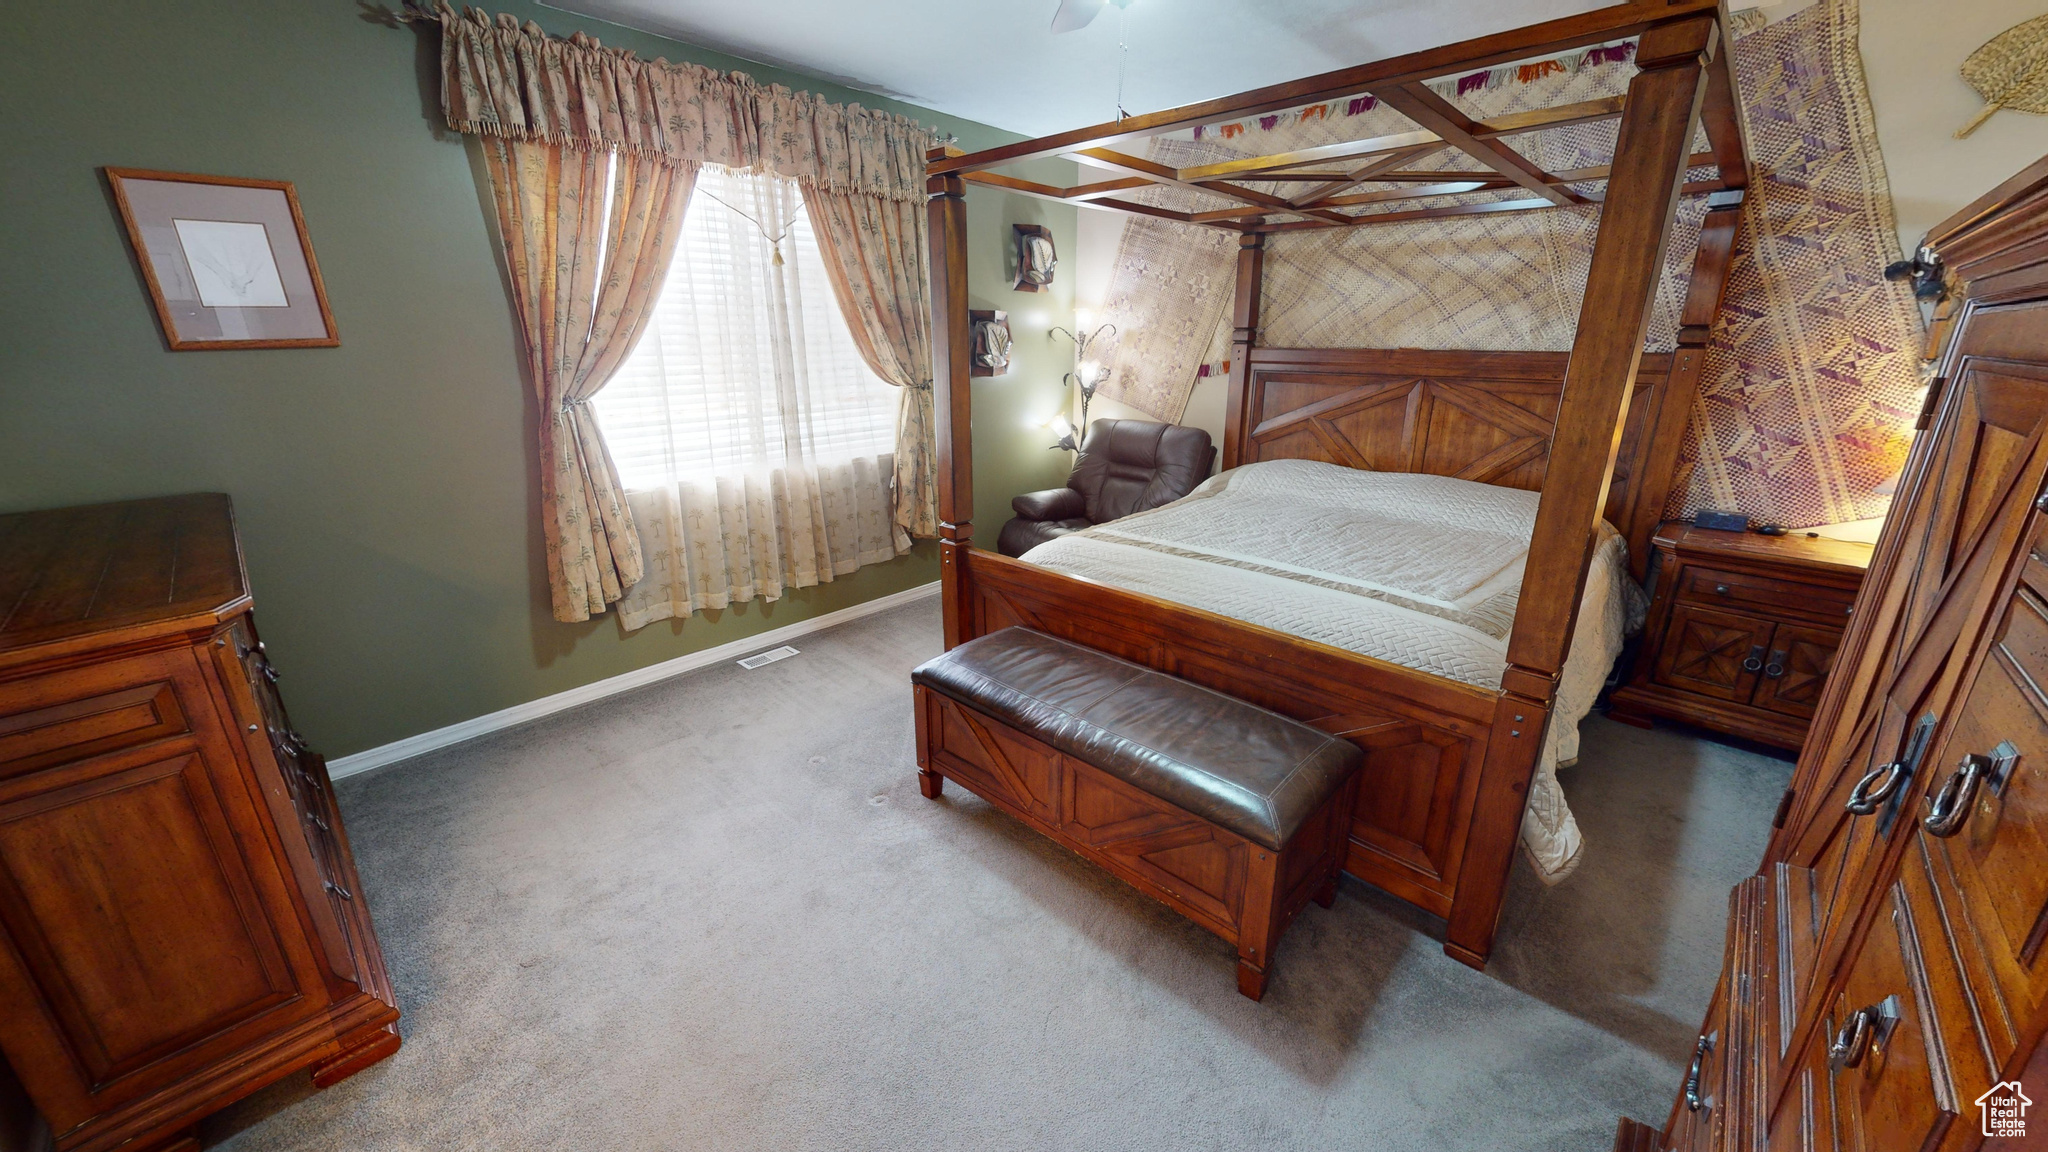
[996,516,1089,558]
[911,628,1361,851]
[1067,419,1215,524]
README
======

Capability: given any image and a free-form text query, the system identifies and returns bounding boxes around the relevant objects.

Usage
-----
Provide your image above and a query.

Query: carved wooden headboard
[1225,347,1687,579]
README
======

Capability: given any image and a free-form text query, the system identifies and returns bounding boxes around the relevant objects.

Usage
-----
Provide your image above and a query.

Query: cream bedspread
[1018,459,1644,883]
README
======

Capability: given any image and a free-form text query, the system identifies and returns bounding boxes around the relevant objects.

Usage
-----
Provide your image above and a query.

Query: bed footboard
[948,544,1523,963]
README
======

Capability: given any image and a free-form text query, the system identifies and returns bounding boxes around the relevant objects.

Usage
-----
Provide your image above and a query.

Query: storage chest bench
[910,627,1362,999]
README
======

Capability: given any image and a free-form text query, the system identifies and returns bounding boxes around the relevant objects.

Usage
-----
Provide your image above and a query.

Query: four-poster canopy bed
[922,0,1751,969]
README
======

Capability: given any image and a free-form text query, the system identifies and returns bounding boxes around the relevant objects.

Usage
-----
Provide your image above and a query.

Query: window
[594,165,900,491]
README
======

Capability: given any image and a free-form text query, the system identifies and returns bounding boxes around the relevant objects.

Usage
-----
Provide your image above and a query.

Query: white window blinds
[594,165,899,490]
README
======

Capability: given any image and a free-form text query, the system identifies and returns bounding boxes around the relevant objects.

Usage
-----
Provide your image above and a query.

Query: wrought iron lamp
[1048,319,1115,449]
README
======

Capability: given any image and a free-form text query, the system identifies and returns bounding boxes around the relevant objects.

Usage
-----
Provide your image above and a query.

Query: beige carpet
[208,598,1789,1152]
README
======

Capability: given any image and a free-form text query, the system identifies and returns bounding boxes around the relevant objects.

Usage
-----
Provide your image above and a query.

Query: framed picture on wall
[104,168,339,350]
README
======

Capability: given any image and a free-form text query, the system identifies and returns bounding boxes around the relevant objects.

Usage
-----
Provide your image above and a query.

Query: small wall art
[105,168,339,350]
[1012,224,1056,292]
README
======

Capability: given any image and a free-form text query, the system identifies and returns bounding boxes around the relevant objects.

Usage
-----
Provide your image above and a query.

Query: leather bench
[909,628,1362,999]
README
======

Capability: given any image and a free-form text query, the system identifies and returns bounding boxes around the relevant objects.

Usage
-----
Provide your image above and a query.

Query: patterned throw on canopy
[1092,0,1921,529]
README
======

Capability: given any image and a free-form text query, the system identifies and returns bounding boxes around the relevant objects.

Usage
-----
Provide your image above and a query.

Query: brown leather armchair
[997,419,1216,557]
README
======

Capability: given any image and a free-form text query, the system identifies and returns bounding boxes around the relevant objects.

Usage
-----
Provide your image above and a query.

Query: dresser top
[0,493,249,657]
[1655,520,1876,578]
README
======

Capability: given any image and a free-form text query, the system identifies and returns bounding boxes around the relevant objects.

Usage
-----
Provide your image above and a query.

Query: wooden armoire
[1621,159,2048,1151]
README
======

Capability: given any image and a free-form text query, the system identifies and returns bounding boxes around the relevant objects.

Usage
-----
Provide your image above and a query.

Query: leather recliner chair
[996,419,1217,558]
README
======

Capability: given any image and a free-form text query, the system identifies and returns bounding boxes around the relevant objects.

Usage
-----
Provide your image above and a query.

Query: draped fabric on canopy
[425,3,945,619]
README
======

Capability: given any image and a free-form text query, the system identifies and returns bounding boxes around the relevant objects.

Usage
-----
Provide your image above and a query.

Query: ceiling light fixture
[1050,0,1138,120]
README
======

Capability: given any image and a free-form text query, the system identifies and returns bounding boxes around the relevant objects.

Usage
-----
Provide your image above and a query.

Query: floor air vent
[737,645,800,670]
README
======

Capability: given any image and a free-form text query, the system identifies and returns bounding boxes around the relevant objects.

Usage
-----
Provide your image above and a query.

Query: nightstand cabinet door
[1751,624,1844,720]
[1654,604,1776,703]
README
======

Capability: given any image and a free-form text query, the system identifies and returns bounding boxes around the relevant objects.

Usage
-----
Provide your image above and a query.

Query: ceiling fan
[1050,0,1135,34]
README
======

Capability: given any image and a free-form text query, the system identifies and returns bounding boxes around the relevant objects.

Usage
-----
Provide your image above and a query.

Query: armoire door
[1773,305,2048,1098]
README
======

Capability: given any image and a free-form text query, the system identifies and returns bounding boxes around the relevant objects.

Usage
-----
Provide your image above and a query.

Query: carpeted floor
[208,596,1790,1152]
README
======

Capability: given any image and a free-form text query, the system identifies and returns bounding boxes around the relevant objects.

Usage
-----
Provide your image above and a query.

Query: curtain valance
[429,5,941,202]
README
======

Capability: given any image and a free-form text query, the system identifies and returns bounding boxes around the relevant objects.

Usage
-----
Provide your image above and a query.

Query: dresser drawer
[1681,564,1859,625]
[1826,883,1963,1152]
[1669,989,1726,1152]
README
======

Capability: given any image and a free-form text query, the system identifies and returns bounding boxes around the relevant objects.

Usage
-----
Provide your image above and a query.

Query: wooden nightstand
[1608,522,1874,750]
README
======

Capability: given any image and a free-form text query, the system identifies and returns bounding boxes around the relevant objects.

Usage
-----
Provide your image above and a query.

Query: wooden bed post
[1621,188,1744,579]
[1443,13,1720,968]
[1221,234,1266,472]
[927,149,974,650]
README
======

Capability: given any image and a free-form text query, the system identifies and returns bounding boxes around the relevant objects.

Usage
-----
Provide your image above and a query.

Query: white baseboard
[326,581,939,781]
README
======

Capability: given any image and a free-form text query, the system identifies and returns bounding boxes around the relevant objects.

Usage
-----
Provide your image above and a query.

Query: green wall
[0,1,1077,758]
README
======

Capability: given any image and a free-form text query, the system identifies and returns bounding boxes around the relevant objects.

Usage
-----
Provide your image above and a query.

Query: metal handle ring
[1846,761,1905,815]
[1923,754,1988,837]
[1829,1008,1875,1069]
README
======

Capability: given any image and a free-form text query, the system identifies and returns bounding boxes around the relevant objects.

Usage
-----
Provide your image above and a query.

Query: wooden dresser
[1619,157,2048,1152]
[0,494,397,1152]
[1611,524,1874,750]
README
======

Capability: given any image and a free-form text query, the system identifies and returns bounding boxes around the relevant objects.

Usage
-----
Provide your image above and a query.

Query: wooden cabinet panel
[0,656,198,783]
[1655,604,1777,703]
[923,688,1061,827]
[1898,836,2003,1115]
[1755,625,1846,721]
[0,646,341,1140]
[0,753,310,1088]
[1064,762,1248,933]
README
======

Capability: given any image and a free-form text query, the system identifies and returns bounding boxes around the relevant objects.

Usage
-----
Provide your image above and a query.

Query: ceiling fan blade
[1050,0,1107,34]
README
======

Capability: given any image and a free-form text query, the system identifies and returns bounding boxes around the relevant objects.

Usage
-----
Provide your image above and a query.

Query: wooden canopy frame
[924,1,1748,969]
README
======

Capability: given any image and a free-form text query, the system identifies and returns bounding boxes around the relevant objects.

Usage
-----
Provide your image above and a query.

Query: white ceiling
[542,0,1613,139]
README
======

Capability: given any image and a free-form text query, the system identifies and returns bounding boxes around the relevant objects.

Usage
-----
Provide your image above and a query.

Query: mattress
[1018,458,1644,883]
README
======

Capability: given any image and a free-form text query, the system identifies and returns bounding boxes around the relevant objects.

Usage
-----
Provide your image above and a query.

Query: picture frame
[1012,224,1056,293]
[104,168,340,350]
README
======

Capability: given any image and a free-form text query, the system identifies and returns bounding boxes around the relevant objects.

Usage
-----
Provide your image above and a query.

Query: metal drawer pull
[1829,996,1901,1069]
[1764,649,1788,679]
[1922,743,2015,836]
[1741,644,1766,673]
[1714,583,1730,595]
[324,879,353,901]
[1847,761,1905,815]
[1684,1031,1714,1111]
[1829,1008,1875,1068]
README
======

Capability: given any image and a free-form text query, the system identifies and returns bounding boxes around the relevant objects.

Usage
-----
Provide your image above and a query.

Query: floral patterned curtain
[433,7,936,203]
[426,4,945,617]
[806,190,938,537]
[479,138,695,622]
